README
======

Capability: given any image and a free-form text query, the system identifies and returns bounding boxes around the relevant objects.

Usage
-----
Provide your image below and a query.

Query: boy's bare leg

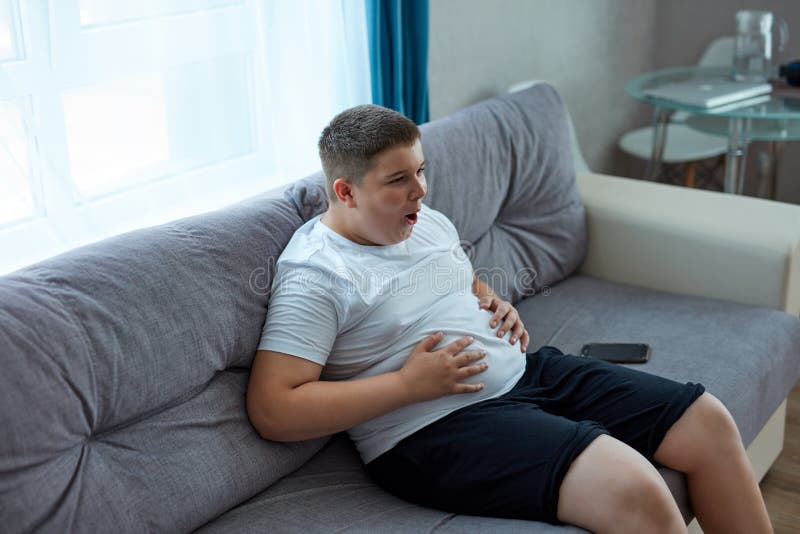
[653,392,773,534]
[557,434,687,534]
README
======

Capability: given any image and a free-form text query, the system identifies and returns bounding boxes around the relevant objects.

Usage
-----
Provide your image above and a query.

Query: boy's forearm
[265,371,415,442]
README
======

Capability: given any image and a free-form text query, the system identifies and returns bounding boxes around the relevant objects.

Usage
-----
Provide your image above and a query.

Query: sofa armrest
[576,172,800,315]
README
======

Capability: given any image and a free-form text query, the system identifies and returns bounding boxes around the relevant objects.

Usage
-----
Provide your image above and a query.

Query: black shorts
[365,346,706,525]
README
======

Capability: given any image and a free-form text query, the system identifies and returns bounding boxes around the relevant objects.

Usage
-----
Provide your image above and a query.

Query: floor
[759,380,800,534]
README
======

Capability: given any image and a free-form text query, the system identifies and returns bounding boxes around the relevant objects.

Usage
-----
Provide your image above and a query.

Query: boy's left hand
[478,295,529,353]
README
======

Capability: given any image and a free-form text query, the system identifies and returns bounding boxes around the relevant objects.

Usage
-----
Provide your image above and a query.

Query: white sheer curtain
[0,0,371,275]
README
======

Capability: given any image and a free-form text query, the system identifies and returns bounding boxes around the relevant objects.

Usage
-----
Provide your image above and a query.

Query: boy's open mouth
[404,212,418,225]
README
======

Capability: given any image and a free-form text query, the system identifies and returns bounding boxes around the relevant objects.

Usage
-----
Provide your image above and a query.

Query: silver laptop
[643,78,772,108]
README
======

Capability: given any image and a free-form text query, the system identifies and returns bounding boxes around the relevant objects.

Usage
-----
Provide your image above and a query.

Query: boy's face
[343,138,427,245]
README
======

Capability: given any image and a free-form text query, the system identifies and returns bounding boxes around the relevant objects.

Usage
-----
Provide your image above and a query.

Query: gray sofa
[2,84,799,534]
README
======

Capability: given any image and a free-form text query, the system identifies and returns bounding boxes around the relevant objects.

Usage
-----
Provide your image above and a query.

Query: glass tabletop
[626,66,800,119]
[684,114,800,141]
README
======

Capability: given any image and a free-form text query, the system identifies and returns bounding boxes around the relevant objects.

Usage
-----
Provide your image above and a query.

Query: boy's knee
[558,435,683,533]
[613,470,680,526]
[696,393,741,445]
[601,452,690,533]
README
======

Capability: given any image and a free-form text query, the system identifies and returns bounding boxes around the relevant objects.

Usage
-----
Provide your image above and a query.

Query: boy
[246,105,773,533]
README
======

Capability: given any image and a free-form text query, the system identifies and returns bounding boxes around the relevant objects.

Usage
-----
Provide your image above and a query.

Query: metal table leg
[724,117,751,194]
[645,107,673,181]
[758,141,784,200]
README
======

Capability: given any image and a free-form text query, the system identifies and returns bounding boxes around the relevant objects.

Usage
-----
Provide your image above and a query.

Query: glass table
[626,66,800,196]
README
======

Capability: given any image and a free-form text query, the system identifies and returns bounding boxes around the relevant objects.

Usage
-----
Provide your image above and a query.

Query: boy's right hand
[397,332,488,402]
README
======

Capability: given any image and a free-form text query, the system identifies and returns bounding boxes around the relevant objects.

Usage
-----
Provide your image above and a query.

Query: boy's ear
[332,178,357,207]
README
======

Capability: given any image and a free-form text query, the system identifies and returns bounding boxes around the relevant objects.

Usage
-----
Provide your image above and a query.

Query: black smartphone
[579,343,651,364]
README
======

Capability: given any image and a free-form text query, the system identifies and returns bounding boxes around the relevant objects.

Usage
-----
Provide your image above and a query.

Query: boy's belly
[327,285,527,394]
[422,291,526,391]
[344,290,528,463]
[324,244,528,386]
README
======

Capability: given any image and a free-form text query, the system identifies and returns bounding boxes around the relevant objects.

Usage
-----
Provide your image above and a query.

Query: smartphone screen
[580,343,651,364]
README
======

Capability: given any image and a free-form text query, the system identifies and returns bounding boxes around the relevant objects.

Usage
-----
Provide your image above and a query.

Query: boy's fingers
[445,335,474,355]
[489,303,507,327]
[510,322,525,344]
[418,331,444,352]
[457,349,487,367]
[497,310,516,337]
[520,329,530,352]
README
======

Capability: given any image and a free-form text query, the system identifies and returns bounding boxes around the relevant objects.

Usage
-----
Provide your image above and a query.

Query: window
[0,0,370,274]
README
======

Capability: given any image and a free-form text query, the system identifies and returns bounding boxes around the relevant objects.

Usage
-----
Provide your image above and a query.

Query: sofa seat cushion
[195,432,588,534]
[515,274,800,450]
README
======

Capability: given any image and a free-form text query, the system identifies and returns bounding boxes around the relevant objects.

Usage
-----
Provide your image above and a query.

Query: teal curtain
[366,0,429,124]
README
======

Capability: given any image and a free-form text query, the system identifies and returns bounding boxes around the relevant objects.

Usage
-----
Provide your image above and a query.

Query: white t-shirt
[258,204,526,464]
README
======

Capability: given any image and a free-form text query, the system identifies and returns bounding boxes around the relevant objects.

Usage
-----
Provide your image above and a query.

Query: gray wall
[428,0,800,204]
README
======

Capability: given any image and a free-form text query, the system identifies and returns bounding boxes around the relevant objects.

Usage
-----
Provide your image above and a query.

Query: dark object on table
[769,78,800,108]
[779,60,800,86]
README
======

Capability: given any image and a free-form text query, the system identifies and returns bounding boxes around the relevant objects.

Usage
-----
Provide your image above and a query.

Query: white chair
[618,37,735,186]
[508,80,591,173]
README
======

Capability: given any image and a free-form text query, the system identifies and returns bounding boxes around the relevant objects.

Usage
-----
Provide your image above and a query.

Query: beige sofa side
[576,172,798,533]
[576,172,800,316]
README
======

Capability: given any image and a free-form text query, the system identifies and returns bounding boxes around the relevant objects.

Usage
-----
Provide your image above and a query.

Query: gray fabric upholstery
[0,195,330,533]
[196,432,588,534]
[197,274,800,533]
[515,274,800,449]
[283,83,585,303]
[421,84,586,303]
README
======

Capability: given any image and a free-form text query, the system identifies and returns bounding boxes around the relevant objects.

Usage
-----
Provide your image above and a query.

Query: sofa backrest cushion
[285,83,586,303]
[0,195,329,533]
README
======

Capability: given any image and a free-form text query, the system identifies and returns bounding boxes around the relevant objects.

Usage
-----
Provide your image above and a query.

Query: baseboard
[686,399,787,533]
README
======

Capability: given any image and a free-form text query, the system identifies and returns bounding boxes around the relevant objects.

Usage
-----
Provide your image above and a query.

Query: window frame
[0,0,285,270]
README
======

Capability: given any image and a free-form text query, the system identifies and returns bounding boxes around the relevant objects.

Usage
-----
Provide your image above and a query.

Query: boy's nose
[411,176,427,199]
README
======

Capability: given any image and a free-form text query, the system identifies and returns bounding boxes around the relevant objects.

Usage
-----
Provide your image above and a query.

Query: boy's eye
[389,167,424,184]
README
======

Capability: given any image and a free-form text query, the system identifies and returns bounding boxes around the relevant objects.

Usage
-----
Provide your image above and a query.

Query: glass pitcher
[732,10,789,82]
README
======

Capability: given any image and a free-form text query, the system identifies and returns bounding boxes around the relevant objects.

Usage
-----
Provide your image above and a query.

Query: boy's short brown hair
[318,104,420,202]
